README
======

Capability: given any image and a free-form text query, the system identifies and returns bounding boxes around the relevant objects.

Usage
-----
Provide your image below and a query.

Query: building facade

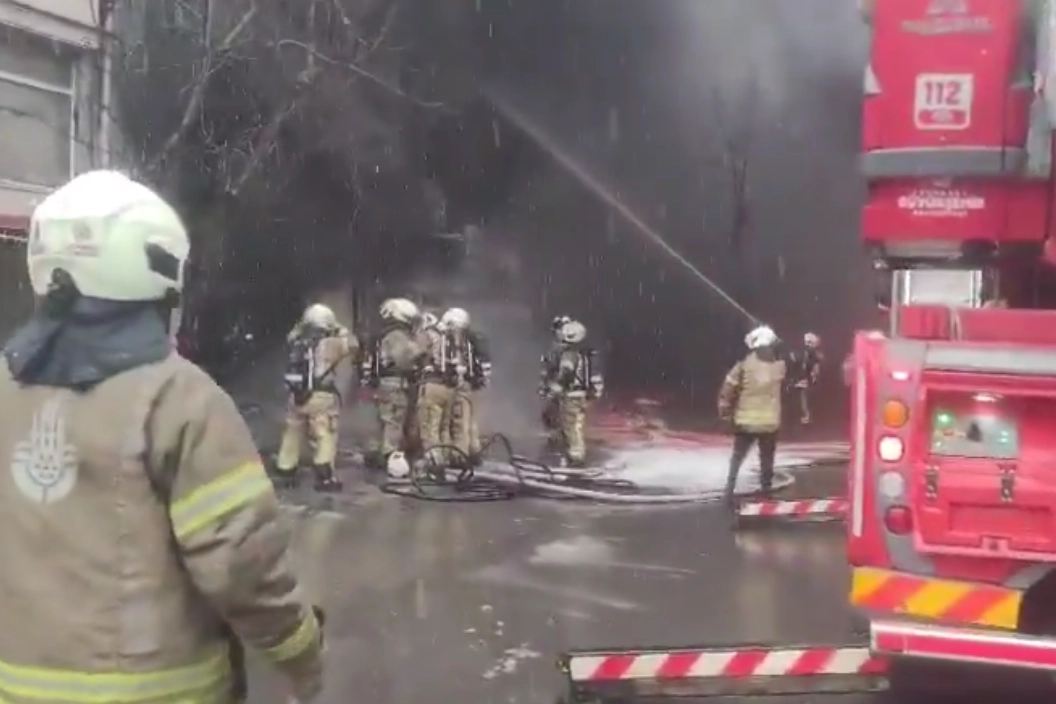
[0,0,110,337]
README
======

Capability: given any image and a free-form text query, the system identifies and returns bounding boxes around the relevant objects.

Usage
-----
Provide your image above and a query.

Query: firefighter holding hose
[540,315,572,450]
[719,325,787,508]
[543,319,604,467]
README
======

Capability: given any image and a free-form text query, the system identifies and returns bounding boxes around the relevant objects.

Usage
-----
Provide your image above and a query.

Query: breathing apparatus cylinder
[466,336,490,389]
[358,337,381,388]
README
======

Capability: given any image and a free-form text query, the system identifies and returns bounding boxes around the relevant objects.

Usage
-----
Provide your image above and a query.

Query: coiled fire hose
[379,432,849,504]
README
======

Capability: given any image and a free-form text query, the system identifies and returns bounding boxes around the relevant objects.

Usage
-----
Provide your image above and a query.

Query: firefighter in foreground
[275,302,357,491]
[719,324,787,507]
[540,315,572,451]
[0,170,324,704]
[542,319,604,467]
[439,307,492,467]
[791,331,823,425]
[362,297,423,477]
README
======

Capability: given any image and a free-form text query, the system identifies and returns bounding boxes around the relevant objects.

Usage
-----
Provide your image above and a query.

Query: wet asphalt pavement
[253,461,865,704]
[231,347,880,704]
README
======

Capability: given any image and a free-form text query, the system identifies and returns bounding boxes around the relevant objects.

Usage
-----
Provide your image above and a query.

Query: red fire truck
[558,1,1056,700]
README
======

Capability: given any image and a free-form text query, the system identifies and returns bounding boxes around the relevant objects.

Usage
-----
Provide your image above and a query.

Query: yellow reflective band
[264,612,320,663]
[0,647,228,703]
[170,462,272,542]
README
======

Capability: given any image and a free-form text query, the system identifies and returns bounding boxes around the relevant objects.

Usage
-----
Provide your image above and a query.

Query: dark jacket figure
[790,332,823,424]
[718,326,787,505]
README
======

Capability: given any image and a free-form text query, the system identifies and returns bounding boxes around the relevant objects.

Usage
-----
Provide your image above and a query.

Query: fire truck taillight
[881,399,909,428]
[878,435,904,462]
[883,505,913,535]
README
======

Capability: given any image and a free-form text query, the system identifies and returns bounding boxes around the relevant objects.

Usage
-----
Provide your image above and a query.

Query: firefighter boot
[312,464,343,493]
[270,463,300,490]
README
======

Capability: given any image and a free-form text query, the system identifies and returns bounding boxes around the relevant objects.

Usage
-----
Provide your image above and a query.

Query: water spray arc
[485,89,762,327]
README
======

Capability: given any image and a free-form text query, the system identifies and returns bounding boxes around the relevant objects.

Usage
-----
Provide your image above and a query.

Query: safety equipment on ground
[303,303,336,328]
[28,170,189,301]
[441,307,471,330]
[387,451,411,479]
[804,331,820,347]
[380,297,419,324]
[559,320,587,344]
[746,325,778,350]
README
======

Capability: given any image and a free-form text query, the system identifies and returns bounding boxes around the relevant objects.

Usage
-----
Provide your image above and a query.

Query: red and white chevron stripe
[567,646,886,681]
[738,499,848,518]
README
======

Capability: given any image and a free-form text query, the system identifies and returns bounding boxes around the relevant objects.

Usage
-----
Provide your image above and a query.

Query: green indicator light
[936,412,954,426]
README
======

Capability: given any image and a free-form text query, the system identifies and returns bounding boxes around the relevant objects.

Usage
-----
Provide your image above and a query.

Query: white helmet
[387,451,410,479]
[745,325,777,350]
[27,170,189,301]
[804,332,820,347]
[380,297,420,324]
[559,320,587,344]
[441,307,470,330]
[303,303,336,328]
[551,315,571,332]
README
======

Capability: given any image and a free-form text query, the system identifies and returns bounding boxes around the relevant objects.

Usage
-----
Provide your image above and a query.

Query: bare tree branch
[275,38,443,108]
[227,99,299,194]
[146,1,259,173]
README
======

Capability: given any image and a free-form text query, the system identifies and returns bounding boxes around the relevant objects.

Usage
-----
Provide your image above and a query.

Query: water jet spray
[485,88,762,326]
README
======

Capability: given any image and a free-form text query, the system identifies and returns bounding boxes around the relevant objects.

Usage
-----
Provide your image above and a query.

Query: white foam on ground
[601,441,846,494]
[528,535,614,565]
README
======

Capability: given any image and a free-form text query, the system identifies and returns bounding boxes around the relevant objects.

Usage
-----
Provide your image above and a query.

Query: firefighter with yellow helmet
[0,171,324,704]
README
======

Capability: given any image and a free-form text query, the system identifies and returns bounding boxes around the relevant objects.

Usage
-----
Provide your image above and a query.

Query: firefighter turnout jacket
[717,352,786,433]
[0,353,323,704]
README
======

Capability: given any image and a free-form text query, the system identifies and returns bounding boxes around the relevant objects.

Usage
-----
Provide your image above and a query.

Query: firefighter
[719,325,787,507]
[792,331,823,425]
[540,315,572,450]
[0,170,324,704]
[362,297,424,476]
[415,310,454,473]
[544,319,604,467]
[274,302,358,491]
[439,307,492,467]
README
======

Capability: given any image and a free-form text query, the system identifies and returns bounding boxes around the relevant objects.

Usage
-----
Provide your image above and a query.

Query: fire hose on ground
[377,432,849,504]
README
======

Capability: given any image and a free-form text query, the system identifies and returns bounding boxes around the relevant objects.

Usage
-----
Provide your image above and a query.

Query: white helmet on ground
[804,332,820,347]
[441,307,471,330]
[745,325,777,350]
[27,170,189,301]
[559,320,587,344]
[387,451,410,479]
[303,303,336,328]
[380,297,420,324]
